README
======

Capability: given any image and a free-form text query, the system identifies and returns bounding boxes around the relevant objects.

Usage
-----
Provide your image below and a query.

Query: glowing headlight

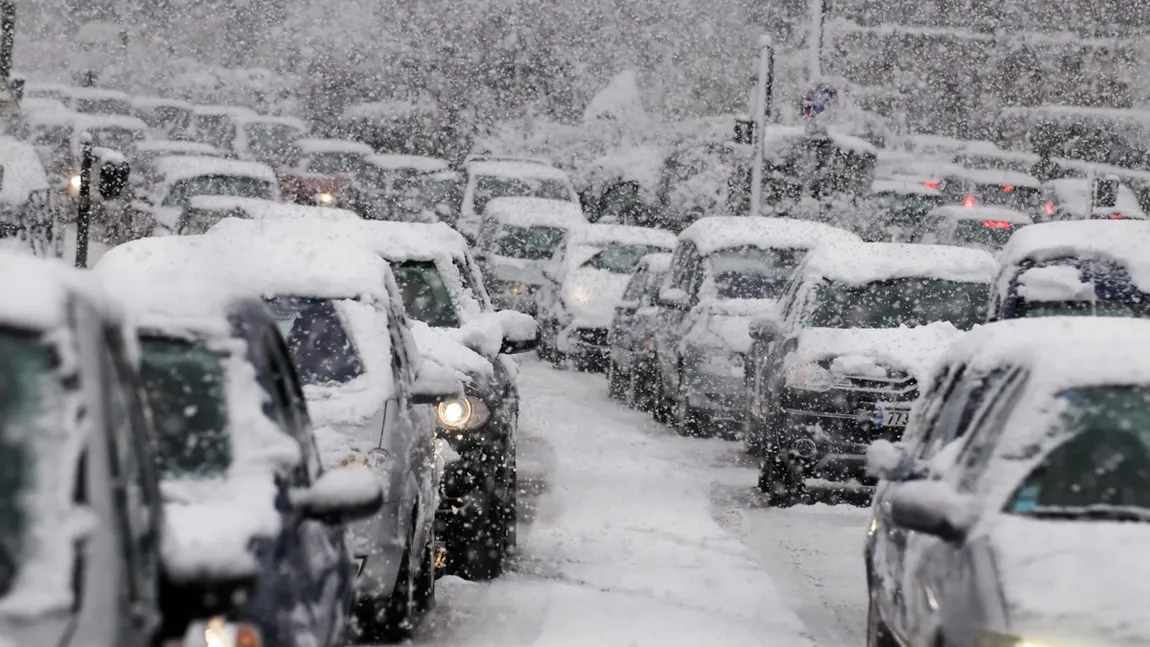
[69,174,82,189]
[436,396,491,431]
[784,362,843,392]
[568,285,592,306]
[316,192,334,205]
[977,633,1059,647]
[177,617,262,647]
[506,280,523,295]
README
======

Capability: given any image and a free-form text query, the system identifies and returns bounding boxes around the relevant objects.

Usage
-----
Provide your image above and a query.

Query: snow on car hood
[790,322,961,383]
[989,515,1150,645]
[490,254,547,285]
[563,268,630,328]
[703,299,780,354]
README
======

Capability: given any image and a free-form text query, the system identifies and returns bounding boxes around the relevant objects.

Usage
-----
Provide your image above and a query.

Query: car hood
[490,255,546,285]
[563,268,630,328]
[790,322,960,383]
[702,299,780,354]
[990,515,1150,646]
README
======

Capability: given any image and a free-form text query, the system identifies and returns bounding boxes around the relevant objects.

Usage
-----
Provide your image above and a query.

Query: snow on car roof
[20,97,69,114]
[233,114,307,130]
[804,242,996,285]
[639,252,673,274]
[1046,178,1146,219]
[67,86,130,101]
[792,322,961,386]
[576,145,664,196]
[0,137,50,205]
[24,82,77,96]
[871,179,940,196]
[192,104,259,117]
[468,160,572,181]
[206,216,469,262]
[129,96,192,110]
[136,140,222,156]
[364,154,448,172]
[483,197,587,229]
[188,196,361,223]
[69,113,149,133]
[571,223,677,249]
[0,251,100,330]
[152,155,278,186]
[997,220,1150,292]
[943,167,1042,188]
[930,205,1034,224]
[296,138,373,156]
[680,216,861,256]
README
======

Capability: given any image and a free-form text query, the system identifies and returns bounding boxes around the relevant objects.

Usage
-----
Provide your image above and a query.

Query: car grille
[575,327,609,347]
[781,373,919,416]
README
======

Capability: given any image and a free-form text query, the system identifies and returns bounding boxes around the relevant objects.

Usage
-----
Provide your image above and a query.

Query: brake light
[1003,184,1014,192]
[1044,201,1055,216]
[983,220,1012,229]
[923,180,939,189]
[1109,214,1128,220]
[962,196,976,207]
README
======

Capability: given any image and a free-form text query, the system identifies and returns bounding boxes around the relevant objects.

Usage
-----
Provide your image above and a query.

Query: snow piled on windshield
[1017,266,1096,302]
[804,242,997,286]
[791,322,962,384]
[998,220,1150,293]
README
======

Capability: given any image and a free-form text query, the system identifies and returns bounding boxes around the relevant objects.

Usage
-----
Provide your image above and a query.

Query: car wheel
[652,374,673,424]
[452,493,507,581]
[866,595,898,647]
[758,443,800,507]
[607,359,627,400]
[674,376,708,437]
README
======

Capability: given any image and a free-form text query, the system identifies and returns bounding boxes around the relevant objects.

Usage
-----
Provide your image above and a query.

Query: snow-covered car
[864,316,1150,647]
[189,226,462,640]
[476,196,589,314]
[607,252,671,410]
[989,220,1150,321]
[96,237,387,647]
[652,216,862,437]
[917,205,1033,252]
[1041,177,1147,221]
[129,96,194,138]
[23,81,76,105]
[457,159,580,242]
[537,223,677,371]
[232,113,308,168]
[172,104,260,152]
[935,168,1044,215]
[347,153,450,221]
[745,242,995,504]
[864,178,943,242]
[142,155,280,232]
[204,216,539,580]
[65,86,132,116]
[132,140,225,187]
[279,138,374,207]
[176,195,360,235]
[0,136,53,241]
[23,111,147,189]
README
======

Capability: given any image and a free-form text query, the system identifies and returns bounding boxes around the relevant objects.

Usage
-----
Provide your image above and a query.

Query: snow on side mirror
[887,480,974,544]
[866,440,913,481]
[748,315,782,341]
[495,309,538,354]
[410,360,464,405]
[658,287,690,310]
[290,466,384,524]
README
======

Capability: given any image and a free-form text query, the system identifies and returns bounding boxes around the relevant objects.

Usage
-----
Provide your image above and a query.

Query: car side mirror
[749,316,782,341]
[495,309,539,354]
[888,480,973,544]
[410,361,463,405]
[658,287,690,310]
[500,332,539,355]
[290,466,384,524]
[866,440,915,481]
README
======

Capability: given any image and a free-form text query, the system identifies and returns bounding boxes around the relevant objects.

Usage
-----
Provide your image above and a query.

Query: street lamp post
[749,35,774,219]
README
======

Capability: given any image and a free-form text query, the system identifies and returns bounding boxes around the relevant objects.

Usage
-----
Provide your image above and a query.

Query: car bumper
[556,325,609,360]
[684,370,746,420]
[347,501,407,600]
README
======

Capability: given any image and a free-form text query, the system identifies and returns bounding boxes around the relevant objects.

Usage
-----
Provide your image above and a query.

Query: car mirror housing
[888,480,973,544]
[657,287,690,310]
[749,316,782,341]
[866,440,913,481]
[500,330,539,355]
[290,466,384,524]
[410,361,464,405]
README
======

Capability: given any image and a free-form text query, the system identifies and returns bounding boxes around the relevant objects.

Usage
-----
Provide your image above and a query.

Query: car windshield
[74,98,131,115]
[89,127,141,155]
[192,115,236,150]
[30,124,70,147]
[264,297,365,385]
[245,123,302,167]
[308,152,366,175]
[1006,386,1150,519]
[138,105,189,130]
[391,260,462,328]
[163,175,273,207]
[580,244,667,274]
[953,220,1025,251]
[707,246,805,300]
[0,329,59,600]
[493,225,566,260]
[473,175,573,214]
[872,192,943,229]
[807,278,989,330]
[138,337,231,479]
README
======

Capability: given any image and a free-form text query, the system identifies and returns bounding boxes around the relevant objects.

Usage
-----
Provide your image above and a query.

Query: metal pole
[750,36,773,219]
[75,133,93,268]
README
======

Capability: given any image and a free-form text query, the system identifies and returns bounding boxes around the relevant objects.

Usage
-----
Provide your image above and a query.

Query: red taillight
[962,196,976,208]
[1044,201,1055,216]
[1003,184,1014,192]
[1109,214,1128,220]
[923,180,939,189]
[983,220,1012,229]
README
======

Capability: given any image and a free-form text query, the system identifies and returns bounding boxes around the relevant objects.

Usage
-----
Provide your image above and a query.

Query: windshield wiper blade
[1028,505,1150,522]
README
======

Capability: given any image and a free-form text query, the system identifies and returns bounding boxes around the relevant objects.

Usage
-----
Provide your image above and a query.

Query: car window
[264,297,365,386]
[391,260,462,328]
[806,278,988,331]
[954,368,1029,492]
[472,175,574,214]
[493,225,566,260]
[263,330,315,485]
[622,269,648,302]
[162,175,273,207]
[915,367,1013,461]
[705,246,805,300]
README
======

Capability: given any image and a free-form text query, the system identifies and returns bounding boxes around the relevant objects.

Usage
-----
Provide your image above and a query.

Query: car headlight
[977,633,1059,647]
[69,174,82,189]
[784,362,845,392]
[436,396,491,431]
[170,617,262,647]
[504,280,524,295]
[567,285,592,306]
[316,192,334,205]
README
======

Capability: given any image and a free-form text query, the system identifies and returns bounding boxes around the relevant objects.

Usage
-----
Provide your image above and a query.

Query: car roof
[192,104,259,117]
[997,220,1150,293]
[233,114,307,130]
[129,96,193,110]
[468,160,571,181]
[871,178,940,196]
[365,154,449,172]
[152,155,278,185]
[483,197,587,229]
[136,140,222,155]
[680,216,861,256]
[188,196,361,222]
[0,251,107,330]
[930,205,1034,224]
[296,138,373,155]
[571,223,677,249]
[803,242,997,285]
[944,167,1042,188]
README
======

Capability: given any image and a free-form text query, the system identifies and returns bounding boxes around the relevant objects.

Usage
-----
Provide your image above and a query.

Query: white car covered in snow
[745,242,996,504]
[175,195,360,234]
[1041,177,1147,222]
[865,316,1150,647]
[651,216,861,437]
[476,196,589,314]
[537,222,676,371]
[917,205,1033,252]
[457,159,580,242]
[142,155,280,232]
[174,104,259,152]
[22,111,147,189]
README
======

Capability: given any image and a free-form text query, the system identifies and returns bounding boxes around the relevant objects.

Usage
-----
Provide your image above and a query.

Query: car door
[612,266,649,357]
[655,242,701,392]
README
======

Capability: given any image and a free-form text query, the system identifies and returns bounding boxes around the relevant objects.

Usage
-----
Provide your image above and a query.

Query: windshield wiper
[1026,504,1150,523]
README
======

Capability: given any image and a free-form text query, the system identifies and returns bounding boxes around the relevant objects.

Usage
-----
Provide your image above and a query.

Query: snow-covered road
[413,359,868,647]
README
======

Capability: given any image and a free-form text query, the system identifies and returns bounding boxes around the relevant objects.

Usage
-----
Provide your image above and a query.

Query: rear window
[954,220,1024,251]
[580,244,668,274]
[808,278,989,330]
[493,225,566,260]
[973,183,1042,212]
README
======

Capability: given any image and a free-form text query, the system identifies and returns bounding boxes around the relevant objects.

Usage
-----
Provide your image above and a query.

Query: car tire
[607,359,627,400]
[758,444,800,507]
[866,595,898,647]
[359,529,422,642]
[453,493,507,581]
[674,374,708,437]
[652,374,673,424]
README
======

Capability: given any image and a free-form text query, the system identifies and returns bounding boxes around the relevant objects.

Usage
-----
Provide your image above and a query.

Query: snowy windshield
[307,152,366,175]
[244,123,302,167]
[138,337,231,479]
[493,225,566,260]
[73,98,131,115]
[391,260,462,328]
[473,176,573,214]
[0,329,58,600]
[953,221,1024,251]
[580,244,666,274]
[192,114,236,150]
[137,105,190,130]
[1006,386,1150,518]
[30,125,70,148]
[89,127,143,155]
[162,175,274,207]
[707,246,804,300]
[807,278,988,330]
[265,297,365,385]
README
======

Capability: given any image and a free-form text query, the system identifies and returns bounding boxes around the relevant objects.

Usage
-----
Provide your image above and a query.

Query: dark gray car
[607,252,671,410]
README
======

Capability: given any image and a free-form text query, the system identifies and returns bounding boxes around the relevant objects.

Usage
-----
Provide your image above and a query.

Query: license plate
[354,556,367,577]
[874,405,910,428]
